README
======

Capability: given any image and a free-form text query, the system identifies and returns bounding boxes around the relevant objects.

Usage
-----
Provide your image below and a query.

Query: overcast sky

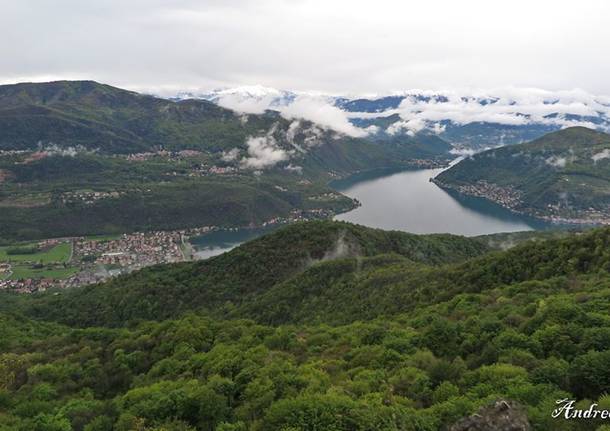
[1,0,610,95]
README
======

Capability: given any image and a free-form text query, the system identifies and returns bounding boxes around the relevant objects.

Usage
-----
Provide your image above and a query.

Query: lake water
[191,226,277,260]
[191,164,554,258]
[333,166,552,236]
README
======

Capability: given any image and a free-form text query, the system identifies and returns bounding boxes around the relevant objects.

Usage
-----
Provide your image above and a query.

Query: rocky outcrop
[450,400,531,431]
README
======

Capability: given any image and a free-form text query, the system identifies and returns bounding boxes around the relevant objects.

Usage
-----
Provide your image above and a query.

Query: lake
[191,164,554,258]
[332,166,552,236]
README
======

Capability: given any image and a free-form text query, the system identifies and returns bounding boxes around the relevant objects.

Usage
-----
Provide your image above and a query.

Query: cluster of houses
[73,230,185,269]
[260,208,338,227]
[123,149,204,162]
[0,277,75,294]
[538,204,610,225]
[60,190,125,205]
[407,159,448,169]
[436,179,524,210]
[308,192,344,201]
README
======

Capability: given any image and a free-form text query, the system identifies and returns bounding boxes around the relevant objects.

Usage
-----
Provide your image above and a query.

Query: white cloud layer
[198,85,610,137]
[342,88,610,133]
[214,91,370,137]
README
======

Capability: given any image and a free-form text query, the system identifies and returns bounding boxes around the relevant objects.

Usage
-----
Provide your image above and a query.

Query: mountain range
[0,80,450,164]
[172,85,610,150]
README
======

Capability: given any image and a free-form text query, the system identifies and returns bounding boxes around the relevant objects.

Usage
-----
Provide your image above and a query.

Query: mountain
[434,127,610,224]
[180,87,610,150]
[3,221,610,430]
[0,81,453,241]
[172,85,298,108]
[0,80,449,161]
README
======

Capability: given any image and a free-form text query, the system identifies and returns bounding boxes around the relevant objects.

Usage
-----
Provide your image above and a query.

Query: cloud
[215,91,370,138]
[545,155,567,168]
[240,135,291,169]
[592,149,610,163]
[286,120,301,144]
[39,143,95,157]
[387,118,427,136]
[215,86,284,114]
[364,125,380,134]
[284,163,303,174]
[279,96,369,138]
[203,85,610,139]
[347,88,610,133]
[220,148,240,162]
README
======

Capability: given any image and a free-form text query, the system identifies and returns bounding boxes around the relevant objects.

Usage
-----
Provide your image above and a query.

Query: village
[433,178,524,210]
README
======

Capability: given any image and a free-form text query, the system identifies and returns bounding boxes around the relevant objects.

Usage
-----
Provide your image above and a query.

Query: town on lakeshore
[433,178,610,226]
[0,208,336,293]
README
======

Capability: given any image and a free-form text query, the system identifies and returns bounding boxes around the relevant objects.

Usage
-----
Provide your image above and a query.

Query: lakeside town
[0,207,341,293]
[433,178,610,226]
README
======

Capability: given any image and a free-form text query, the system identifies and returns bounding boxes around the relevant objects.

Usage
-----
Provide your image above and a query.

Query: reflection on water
[191,164,558,259]
[333,166,553,236]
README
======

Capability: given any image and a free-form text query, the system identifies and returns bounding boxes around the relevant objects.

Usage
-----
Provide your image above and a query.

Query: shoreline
[432,178,609,227]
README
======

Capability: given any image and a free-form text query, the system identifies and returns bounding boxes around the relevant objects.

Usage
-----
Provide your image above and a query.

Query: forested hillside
[2,222,610,430]
[435,127,610,223]
[0,80,450,162]
[11,221,490,326]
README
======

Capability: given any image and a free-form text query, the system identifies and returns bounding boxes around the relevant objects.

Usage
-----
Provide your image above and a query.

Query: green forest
[2,221,610,430]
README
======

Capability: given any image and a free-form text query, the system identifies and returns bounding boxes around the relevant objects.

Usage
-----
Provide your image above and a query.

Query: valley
[5,2,610,429]
[1,82,610,430]
[2,83,608,292]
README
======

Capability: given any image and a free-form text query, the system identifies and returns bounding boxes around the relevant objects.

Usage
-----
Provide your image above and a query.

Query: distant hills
[0,80,450,163]
[177,86,610,150]
[435,127,610,224]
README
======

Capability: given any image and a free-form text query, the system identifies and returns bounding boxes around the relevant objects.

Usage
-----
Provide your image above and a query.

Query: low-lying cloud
[220,147,240,162]
[545,155,568,168]
[189,86,610,138]
[240,135,291,169]
[279,96,368,138]
[211,90,370,138]
[592,149,610,163]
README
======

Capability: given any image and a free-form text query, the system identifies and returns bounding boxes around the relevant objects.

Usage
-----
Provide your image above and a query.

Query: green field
[0,242,72,264]
[8,264,79,280]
